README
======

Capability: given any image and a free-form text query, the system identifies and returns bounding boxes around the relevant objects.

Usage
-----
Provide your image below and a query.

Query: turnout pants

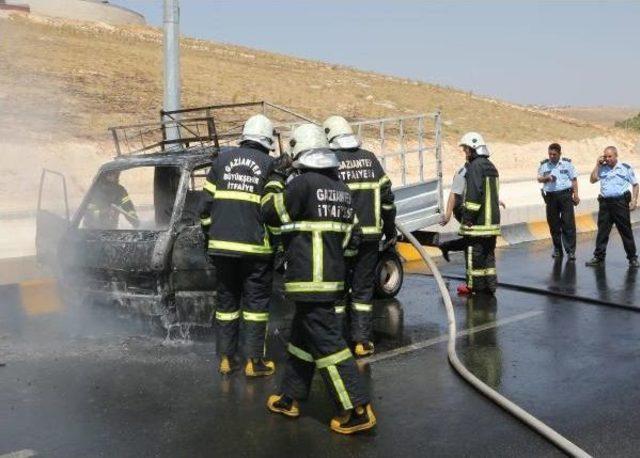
[282,301,370,411]
[212,255,273,359]
[465,236,497,293]
[594,195,637,260]
[342,241,378,343]
[440,236,468,253]
[545,189,576,254]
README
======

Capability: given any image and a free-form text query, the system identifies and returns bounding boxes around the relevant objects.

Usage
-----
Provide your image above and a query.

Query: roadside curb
[397,210,640,262]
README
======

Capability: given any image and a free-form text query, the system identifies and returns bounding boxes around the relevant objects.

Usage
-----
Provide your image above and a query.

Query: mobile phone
[598,156,605,165]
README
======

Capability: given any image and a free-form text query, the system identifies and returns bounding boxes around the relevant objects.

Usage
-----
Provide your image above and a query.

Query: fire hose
[395,221,591,458]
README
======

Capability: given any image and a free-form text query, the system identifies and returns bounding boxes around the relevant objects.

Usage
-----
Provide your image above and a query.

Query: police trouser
[545,189,576,254]
[340,241,378,343]
[465,236,497,293]
[212,255,273,358]
[594,194,637,260]
[282,301,370,411]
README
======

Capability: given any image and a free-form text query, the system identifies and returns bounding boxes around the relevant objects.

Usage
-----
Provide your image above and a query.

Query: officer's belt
[546,188,572,195]
[598,192,629,202]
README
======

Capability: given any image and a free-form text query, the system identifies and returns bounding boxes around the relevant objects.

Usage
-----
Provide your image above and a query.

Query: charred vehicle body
[36,102,444,327]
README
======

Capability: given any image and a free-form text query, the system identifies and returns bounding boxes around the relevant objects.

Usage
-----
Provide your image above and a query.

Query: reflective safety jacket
[85,181,138,229]
[334,148,396,241]
[202,144,274,257]
[459,156,501,237]
[262,169,360,302]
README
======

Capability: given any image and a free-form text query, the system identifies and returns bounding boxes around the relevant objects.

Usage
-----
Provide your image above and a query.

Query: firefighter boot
[219,355,238,375]
[266,394,300,418]
[245,358,276,377]
[354,341,375,357]
[330,404,377,435]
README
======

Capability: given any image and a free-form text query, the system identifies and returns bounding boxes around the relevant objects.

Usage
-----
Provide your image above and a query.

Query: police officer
[458,132,501,295]
[537,143,579,260]
[323,115,396,357]
[201,114,277,377]
[263,124,376,435]
[586,146,639,268]
[85,170,139,229]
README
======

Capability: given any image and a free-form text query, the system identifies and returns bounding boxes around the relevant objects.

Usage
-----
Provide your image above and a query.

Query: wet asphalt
[1,231,640,457]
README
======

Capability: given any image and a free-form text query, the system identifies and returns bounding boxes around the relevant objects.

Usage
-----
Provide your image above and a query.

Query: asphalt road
[1,231,639,457]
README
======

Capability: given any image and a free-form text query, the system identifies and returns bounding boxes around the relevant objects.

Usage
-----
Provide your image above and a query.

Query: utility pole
[163,0,180,141]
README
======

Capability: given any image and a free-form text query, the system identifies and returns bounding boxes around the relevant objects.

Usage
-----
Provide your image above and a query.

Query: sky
[111,1,640,107]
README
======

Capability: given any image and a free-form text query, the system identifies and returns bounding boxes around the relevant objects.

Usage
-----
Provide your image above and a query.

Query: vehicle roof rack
[109,101,316,157]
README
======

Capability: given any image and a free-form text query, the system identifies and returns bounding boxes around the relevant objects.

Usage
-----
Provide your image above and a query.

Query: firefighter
[201,114,277,377]
[457,132,501,295]
[585,146,639,267]
[84,170,139,229]
[263,124,376,435]
[323,115,396,357]
[537,143,579,260]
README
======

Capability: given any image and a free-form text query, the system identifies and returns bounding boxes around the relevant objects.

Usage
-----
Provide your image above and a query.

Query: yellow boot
[266,394,300,418]
[330,404,377,435]
[245,358,276,377]
[354,342,375,357]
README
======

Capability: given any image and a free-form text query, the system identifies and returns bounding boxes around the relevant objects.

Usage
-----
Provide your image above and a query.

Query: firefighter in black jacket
[263,124,376,435]
[323,115,396,357]
[458,132,501,295]
[201,114,276,377]
[84,170,139,229]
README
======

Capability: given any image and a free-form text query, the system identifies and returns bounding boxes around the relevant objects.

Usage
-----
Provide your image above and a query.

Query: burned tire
[374,249,404,299]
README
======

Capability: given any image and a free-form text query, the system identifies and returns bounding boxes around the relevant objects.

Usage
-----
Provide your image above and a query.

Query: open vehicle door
[36,169,70,266]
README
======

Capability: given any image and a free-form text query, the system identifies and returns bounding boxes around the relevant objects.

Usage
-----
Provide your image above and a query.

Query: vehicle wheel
[374,249,404,299]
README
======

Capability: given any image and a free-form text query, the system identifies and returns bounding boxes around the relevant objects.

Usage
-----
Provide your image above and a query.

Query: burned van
[36,101,444,327]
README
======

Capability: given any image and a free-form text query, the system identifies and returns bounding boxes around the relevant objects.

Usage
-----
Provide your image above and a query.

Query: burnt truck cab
[36,101,444,327]
[38,147,220,327]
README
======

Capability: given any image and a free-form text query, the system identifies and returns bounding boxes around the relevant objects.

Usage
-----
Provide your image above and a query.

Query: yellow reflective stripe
[216,310,240,321]
[382,203,395,210]
[121,196,131,204]
[353,302,373,312]
[267,225,281,235]
[200,217,211,226]
[485,178,491,227]
[242,311,269,322]
[261,193,274,205]
[334,305,346,314]
[208,240,272,254]
[312,231,323,282]
[327,365,353,410]
[347,181,379,190]
[344,249,358,257]
[460,229,501,236]
[284,281,344,293]
[464,201,481,211]
[380,175,390,185]
[288,343,314,362]
[265,180,284,190]
[374,186,381,230]
[466,246,473,289]
[214,190,260,203]
[315,348,353,369]
[470,268,497,276]
[204,180,216,195]
[361,226,382,234]
[279,221,352,233]
[274,193,291,224]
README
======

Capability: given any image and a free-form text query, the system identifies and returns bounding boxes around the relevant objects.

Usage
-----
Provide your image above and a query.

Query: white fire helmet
[289,123,338,169]
[459,131,490,156]
[239,114,275,151]
[323,115,362,150]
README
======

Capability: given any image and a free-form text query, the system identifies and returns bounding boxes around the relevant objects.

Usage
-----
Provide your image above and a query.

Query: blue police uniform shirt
[538,157,577,192]
[598,162,638,198]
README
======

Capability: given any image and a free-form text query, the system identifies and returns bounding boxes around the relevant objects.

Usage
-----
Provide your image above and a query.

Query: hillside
[0,12,637,215]
[0,13,625,144]
[541,106,640,128]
